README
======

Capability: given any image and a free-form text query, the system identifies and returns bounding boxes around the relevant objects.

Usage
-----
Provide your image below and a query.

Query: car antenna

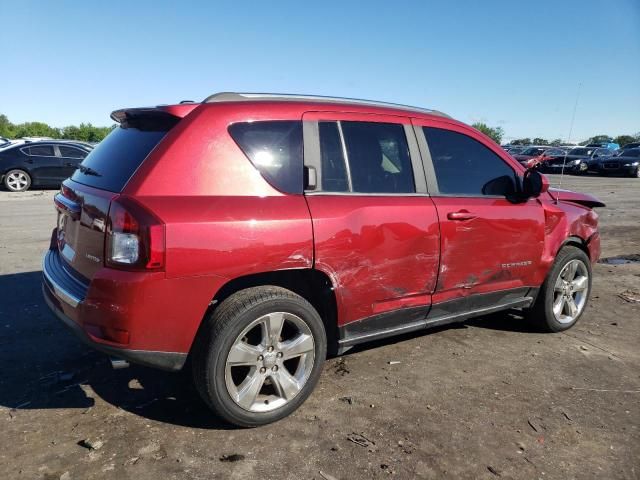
[557,82,582,203]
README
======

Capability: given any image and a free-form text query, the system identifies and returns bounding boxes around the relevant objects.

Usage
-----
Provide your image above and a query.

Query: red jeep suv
[43,92,603,426]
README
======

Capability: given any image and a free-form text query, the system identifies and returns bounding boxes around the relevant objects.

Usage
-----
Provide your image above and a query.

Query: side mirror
[522,169,549,198]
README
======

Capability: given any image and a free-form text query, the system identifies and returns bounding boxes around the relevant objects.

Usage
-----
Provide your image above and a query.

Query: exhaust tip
[110,357,130,369]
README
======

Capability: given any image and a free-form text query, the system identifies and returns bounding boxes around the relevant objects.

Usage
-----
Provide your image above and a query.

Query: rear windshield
[71,116,176,192]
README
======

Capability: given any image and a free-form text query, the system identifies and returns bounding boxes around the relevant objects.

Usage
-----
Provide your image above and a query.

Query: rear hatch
[53,105,194,281]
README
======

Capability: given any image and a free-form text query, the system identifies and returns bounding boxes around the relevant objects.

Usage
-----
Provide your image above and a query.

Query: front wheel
[526,246,592,332]
[192,286,326,427]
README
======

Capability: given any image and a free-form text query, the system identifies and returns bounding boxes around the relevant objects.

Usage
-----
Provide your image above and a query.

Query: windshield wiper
[77,165,101,177]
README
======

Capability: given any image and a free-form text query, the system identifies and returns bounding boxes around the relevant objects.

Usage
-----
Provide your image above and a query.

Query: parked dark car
[620,141,640,151]
[0,141,92,191]
[538,147,613,174]
[596,148,640,177]
[43,92,603,427]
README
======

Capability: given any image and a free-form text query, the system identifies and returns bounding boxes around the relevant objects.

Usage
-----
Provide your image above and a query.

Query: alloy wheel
[552,259,589,324]
[224,312,315,412]
[6,172,29,191]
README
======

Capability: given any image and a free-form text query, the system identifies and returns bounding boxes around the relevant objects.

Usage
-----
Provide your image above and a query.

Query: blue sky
[1,0,639,142]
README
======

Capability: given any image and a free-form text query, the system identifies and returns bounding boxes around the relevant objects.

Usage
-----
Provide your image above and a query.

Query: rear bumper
[42,249,187,371]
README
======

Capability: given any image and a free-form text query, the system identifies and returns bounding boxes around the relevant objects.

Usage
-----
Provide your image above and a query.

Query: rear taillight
[106,197,165,270]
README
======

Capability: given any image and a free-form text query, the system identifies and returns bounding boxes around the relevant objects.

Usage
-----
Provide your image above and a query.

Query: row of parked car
[503,142,640,178]
[0,138,94,191]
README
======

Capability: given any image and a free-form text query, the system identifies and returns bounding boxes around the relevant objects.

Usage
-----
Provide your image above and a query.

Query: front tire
[527,246,592,332]
[4,169,31,192]
[192,286,326,427]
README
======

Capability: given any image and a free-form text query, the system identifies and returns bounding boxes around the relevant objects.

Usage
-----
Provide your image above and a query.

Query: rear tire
[192,286,326,427]
[4,169,31,192]
[526,246,592,332]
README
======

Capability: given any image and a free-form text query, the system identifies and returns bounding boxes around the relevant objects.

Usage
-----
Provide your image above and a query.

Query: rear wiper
[78,165,101,177]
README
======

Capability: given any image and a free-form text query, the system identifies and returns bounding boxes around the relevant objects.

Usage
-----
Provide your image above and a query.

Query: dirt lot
[0,175,638,480]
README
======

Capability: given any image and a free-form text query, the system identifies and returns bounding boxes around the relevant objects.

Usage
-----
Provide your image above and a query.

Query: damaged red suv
[43,92,603,426]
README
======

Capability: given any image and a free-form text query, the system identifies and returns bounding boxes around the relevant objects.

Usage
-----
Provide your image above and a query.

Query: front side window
[59,146,87,159]
[318,121,415,194]
[229,121,303,194]
[424,127,516,196]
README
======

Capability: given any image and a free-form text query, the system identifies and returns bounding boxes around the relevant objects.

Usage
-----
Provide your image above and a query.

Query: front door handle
[447,210,477,221]
[65,162,76,167]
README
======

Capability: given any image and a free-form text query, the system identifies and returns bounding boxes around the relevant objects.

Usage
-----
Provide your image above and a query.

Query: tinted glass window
[71,124,172,192]
[318,122,349,192]
[26,145,55,156]
[228,121,303,194]
[59,146,87,159]
[340,121,414,194]
[424,127,516,196]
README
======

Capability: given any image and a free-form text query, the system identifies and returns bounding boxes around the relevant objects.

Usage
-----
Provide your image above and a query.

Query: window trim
[414,124,520,199]
[303,116,428,196]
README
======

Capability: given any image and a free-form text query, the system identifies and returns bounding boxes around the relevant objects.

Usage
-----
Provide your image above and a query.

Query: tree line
[0,113,114,143]
[1,113,636,148]
[471,122,639,148]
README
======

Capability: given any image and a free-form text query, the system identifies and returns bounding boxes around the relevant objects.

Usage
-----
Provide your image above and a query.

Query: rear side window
[318,121,415,194]
[71,120,174,192]
[424,127,516,196]
[319,122,349,192]
[228,121,303,194]
[25,145,55,156]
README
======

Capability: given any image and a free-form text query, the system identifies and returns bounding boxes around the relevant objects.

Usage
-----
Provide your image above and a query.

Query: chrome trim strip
[42,253,81,308]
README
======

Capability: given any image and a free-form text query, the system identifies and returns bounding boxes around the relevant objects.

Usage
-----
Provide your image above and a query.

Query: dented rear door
[302,111,440,327]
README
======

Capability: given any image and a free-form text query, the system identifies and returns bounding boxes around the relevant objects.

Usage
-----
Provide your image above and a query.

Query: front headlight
[623,161,639,166]
[571,159,582,165]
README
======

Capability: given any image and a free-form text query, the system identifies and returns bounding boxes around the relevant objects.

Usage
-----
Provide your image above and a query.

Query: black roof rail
[202,92,450,118]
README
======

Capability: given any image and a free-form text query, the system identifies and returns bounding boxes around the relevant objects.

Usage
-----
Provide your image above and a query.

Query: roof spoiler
[110,104,198,124]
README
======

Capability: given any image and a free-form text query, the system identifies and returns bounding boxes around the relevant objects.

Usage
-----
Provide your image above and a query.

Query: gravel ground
[0,175,638,480]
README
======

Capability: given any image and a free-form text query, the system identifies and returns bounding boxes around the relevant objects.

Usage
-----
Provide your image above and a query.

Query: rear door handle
[447,210,477,221]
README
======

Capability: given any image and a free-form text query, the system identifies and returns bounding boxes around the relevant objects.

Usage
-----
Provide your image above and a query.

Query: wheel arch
[195,268,339,357]
[557,235,590,258]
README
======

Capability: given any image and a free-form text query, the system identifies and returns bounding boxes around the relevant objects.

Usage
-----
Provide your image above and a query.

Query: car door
[302,111,440,344]
[412,119,545,316]
[56,145,88,179]
[21,144,62,185]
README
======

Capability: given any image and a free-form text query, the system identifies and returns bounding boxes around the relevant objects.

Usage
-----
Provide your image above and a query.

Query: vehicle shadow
[0,269,537,428]
[0,270,231,429]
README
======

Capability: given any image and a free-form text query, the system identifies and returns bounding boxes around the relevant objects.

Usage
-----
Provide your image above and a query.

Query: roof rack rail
[202,92,450,118]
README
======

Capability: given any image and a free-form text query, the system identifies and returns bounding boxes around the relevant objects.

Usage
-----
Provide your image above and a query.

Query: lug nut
[257,355,263,361]
[267,346,274,352]
[276,352,283,358]
[260,367,266,374]
[272,365,278,372]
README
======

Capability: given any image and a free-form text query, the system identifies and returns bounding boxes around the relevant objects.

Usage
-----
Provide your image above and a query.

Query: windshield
[568,148,594,156]
[521,147,546,156]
